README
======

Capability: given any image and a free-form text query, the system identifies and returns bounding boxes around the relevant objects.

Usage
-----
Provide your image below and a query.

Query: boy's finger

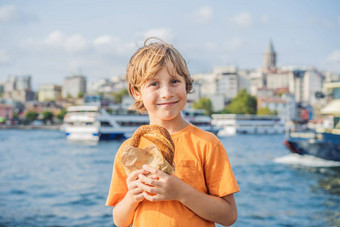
[134,193,145,202]
[127,171,139,181]
[128,169,149,181]
[142,191,159,202]
[137,181,159,194]
[138,174,161,187]
[151,175,159,180]
[131,187,144,195]
[142,165,164,176]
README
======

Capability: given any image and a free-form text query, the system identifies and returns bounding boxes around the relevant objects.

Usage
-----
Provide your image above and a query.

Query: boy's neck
[149,116,189,135]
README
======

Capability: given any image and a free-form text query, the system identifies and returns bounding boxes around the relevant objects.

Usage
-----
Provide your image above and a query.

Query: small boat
[62,106,216,141]
[284,128,340,162]
[284,99,340,162]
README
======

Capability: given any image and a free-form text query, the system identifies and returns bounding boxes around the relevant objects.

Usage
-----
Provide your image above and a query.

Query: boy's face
[134,63,187,124]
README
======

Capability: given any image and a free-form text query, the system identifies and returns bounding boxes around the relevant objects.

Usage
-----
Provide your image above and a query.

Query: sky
[0,0,340,90]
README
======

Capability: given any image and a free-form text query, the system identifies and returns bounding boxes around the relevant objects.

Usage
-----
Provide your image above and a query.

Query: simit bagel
[121,125,175,175]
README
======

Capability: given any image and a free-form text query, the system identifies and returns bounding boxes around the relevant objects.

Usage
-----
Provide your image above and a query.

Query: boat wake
[274,153,340,167]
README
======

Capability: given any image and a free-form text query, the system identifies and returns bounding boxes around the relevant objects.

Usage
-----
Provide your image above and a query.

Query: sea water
[0,129,339,226]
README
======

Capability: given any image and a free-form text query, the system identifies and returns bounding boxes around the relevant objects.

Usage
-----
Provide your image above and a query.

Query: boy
[106,38,239,226]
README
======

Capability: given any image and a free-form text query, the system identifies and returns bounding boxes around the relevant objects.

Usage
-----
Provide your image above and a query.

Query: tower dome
[263,40,276,71]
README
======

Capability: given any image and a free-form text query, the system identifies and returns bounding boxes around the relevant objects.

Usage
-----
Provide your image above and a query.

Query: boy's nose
[160,85,173,98]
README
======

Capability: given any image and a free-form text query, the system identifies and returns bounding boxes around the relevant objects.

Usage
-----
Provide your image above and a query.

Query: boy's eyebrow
[143,77,157,85]
[170,73,182,79]
[148,75,158,81]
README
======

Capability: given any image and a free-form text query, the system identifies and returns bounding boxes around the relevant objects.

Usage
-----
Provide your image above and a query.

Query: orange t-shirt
[106,124,239,227]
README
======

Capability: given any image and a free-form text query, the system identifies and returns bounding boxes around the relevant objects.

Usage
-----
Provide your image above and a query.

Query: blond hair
[126,37,193,113]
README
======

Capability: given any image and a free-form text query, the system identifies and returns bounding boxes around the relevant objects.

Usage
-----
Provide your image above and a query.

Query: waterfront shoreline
[0,125,61,130]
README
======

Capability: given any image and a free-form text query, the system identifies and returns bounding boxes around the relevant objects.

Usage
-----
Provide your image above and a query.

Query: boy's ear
[130,86,141,100]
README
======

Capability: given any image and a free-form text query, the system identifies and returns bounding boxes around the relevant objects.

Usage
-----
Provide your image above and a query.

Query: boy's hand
[137,165,185,202]
[126,169,149,203]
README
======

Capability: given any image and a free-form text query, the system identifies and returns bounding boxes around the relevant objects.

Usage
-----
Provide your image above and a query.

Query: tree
[13,112,19,120]
[257,107,271,115]
[258,107,278,115]
[112,88,129,103]
[219,108,231,114]
[57,109,67,121]
[0,117,6,123]
[78,92,84,98]
[25,111,39,123]
[225,89,257,114]
[42,111,54,123]
[192,97,213,116]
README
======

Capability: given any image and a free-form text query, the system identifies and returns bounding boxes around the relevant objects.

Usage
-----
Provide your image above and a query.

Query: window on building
[333,88,340,99]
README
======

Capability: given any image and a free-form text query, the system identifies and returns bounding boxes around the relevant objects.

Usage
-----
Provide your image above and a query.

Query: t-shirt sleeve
[106,144,128,206]
[204,140,239,197]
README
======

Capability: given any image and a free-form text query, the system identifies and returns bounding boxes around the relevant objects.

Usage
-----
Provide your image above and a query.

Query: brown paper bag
[121,144,174,176]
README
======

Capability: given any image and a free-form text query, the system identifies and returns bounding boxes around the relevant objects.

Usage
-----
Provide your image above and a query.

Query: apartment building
[0,103,13,121]
[38,84,62,102]
[2,75,35,103]
[62,75,86,98]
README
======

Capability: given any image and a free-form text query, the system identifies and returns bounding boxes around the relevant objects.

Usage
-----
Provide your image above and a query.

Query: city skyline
[1,0,340,90]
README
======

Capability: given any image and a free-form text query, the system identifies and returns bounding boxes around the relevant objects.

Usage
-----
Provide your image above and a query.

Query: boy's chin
[152,114,181,122]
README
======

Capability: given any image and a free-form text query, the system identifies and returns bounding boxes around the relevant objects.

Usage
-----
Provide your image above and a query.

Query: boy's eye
[171,79,180,84]
[150,82,159,86]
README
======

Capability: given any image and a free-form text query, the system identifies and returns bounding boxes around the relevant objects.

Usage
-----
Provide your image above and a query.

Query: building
[289,68,324,105]
[263,40,276,72]
[3,90,35,103]
[238,69,252,93]
[110,75,128,91]
[38,84,62,102]
[324,71,340,83]
[214,66,239,100]
[266,70,290,90]
[2,75,35,103]
[0,103,13,121]
[87,76,128,95]
[250,70,266,96]
[62,75,87,98]
[0,82,4,96]
[24,101,63,121]
[324,81,340,100]
[191,72,217,98]
[4,75,31,91]
[4,76,16,92]
[251,40,280,96]
[16,75,32,90]
[321,81,340,128]
[191,66,242,111]
[257,94,296,122]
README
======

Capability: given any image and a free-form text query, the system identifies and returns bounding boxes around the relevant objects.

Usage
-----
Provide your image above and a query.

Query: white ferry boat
[63,106,149,141]
[63,106,101,141]
[62,106,216,141]
[211,114,285,136]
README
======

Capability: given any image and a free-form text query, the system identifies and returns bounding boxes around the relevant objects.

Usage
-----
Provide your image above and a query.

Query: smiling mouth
[157,101,178,106]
